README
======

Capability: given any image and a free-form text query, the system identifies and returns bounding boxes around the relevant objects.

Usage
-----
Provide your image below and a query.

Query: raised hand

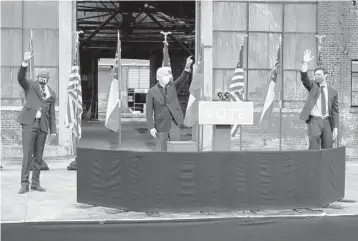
[303,49,314,63]
[186,56,193,66]
[23,51,33,63]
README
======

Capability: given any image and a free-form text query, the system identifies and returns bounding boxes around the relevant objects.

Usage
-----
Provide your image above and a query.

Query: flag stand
[279,35,283,151]
[67,30,82,171]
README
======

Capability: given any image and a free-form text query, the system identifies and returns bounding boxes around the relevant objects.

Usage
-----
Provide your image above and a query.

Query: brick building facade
[1,1,357,161]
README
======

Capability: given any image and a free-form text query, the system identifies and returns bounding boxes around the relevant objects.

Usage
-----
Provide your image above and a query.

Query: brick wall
[1,108,71,159]
[317,1,358,160]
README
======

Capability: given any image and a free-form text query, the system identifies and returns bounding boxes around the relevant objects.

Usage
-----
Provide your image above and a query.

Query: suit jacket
[146,70,190,132]
[17,66,57,134]
[299,71,339,130]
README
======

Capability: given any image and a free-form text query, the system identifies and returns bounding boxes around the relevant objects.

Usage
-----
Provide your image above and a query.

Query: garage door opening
[76,1,196,151]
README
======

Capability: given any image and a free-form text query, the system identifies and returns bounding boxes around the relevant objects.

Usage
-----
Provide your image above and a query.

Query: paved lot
[1,161,358,223]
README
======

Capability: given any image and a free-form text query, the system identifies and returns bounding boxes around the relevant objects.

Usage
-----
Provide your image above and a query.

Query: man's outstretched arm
[18,62,30,90]
[174,56,193,89]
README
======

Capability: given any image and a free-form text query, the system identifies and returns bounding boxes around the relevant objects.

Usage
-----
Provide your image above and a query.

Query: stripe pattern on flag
[229,43,245,137]
[66,65,83,139]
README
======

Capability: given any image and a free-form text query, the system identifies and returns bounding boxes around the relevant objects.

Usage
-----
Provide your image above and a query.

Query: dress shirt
[310,83,329,118]
[35,84,51,118]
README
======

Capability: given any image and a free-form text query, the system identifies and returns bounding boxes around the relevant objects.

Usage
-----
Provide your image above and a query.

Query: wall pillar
[149,54,158,87]
[199,0,213,151]
[58,0,73,148]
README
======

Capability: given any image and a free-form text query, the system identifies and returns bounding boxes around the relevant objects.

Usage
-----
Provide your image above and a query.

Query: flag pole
[117,30,122,147]
[30,29,35,81]
[72,30,81,159]
[316,35,328,144]
[239,34,247,151]
[279,35,283,151]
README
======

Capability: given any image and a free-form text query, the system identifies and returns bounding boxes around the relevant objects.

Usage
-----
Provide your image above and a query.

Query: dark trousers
[21,119,47,186]
[156,119,180,151]
[307,116,333,150]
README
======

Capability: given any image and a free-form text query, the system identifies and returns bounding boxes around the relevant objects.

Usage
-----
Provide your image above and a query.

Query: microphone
[217,92,226,101]
[224,91,234,101]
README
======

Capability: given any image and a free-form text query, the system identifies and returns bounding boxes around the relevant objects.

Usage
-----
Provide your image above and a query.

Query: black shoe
[30,185,46,192]
[18,186,29,194]
[30,159,50,171]
[40,161,50,171]
[67,160,77,171]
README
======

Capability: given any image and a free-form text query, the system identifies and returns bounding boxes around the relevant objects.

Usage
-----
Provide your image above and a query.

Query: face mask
[39,77,48,85]
[314,77,324,84]
[159,75,172,86]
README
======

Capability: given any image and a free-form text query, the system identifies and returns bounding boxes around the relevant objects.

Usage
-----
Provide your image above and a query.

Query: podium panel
[199,101,254,151]
[77,146,346,212]
[198,101,254,125]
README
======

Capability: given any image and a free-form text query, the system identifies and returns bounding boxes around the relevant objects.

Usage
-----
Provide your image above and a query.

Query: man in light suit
[17,51,57,194]
[300,49,339,150]
[146,56,193,151]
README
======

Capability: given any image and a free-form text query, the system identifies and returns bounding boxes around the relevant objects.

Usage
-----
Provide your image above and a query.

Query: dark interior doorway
[75,1,196,150]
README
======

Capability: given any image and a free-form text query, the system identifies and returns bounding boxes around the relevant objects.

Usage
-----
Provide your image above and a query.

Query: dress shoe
[30,159,50,171]
[67,160,77,171]
[18,186,29,194]
[30,185,46,192]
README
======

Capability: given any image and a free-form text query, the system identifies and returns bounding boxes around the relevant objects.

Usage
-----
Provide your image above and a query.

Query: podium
[198,101,254,151]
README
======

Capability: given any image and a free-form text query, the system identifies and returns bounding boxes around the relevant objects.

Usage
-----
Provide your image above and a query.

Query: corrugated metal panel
[128,68,140,89]
[139,67,150,89]
[128,66,150,89]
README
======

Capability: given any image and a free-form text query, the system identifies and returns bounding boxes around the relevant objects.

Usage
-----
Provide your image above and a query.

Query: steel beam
[77,13,112,21]
[100,2,121,24]
[144,11,193,55]
[80,7,122,48]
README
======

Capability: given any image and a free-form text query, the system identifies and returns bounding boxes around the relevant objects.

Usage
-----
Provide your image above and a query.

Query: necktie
[321,86,326,116]
[40,85,46,99]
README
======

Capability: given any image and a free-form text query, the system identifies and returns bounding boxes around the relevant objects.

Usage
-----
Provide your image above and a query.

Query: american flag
[66,64,83,139]
[229,42,245,137]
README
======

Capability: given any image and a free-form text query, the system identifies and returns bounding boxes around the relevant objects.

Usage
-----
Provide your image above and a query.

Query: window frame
[351,59,358,107]
[244,2,318,104]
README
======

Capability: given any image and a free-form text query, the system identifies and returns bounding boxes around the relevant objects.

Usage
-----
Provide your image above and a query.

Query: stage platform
[77,120,192,151]
[1,161,358,240]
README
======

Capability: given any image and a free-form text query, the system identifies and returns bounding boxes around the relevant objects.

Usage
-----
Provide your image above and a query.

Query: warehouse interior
[76,1,196,120]
[75,1,196,150]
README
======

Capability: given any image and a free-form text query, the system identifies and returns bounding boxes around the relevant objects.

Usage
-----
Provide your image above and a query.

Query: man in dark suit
[21,89,51,171]
[300,49,339,150]
[17,51,57,194]
[146,56,193,151]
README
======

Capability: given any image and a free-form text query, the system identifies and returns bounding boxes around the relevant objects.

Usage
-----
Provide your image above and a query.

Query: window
[128,66,150,89]
[352,60,358,107]
[212,2,317,106]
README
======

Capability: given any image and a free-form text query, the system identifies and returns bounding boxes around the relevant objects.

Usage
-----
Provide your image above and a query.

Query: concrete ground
[77,120,193,151]
[1,160,358,223]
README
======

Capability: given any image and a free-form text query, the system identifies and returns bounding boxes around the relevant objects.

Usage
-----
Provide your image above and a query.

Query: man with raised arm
[146,56,193,151]
[17,50,57,194]
[299,49,339,150]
